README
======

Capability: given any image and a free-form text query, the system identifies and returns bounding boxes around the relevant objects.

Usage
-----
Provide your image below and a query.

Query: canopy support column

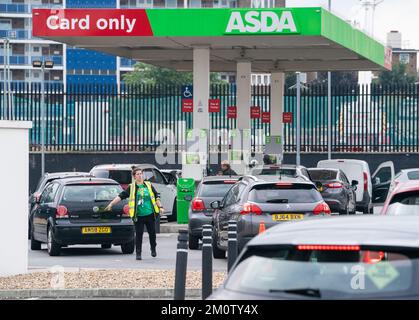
[270,71,285,163]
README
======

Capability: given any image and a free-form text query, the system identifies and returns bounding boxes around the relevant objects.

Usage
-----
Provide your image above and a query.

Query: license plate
[81,227,111,234]
[272,214,304,221]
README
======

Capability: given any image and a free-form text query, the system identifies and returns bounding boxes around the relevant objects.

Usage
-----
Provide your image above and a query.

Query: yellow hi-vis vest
[128,181,160,218]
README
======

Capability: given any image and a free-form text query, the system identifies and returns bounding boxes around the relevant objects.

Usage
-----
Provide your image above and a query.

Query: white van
[317,159,394,213]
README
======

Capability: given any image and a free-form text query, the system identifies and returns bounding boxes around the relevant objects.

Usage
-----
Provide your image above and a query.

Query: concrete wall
[1,121,32,277]
[29,152,419,193]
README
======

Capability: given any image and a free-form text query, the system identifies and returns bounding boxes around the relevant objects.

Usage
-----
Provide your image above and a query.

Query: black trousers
[134,214,157,254]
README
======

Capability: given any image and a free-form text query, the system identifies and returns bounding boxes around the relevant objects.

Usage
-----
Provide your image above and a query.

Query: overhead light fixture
[44,61,54,68]
[32,60,42,68]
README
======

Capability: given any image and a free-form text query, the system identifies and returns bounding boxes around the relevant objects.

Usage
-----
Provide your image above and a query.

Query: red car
[381,181,419,216]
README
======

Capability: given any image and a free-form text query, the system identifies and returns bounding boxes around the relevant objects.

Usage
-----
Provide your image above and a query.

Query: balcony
[0,3,63,14]
[0,54,63,66]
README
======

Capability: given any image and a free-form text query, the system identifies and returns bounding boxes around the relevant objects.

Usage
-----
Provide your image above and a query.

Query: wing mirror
[352,180,359,190]
[210,200,222,209]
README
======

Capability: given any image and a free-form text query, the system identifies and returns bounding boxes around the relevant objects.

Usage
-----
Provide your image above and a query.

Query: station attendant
[106,166,164,260]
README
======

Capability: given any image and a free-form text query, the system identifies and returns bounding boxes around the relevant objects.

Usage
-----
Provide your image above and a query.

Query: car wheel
[339,206,350,215]
[121,240,135,254]
[168,200,177,222]
[47,226,61,256]
[188,233,199,250]
[30,224,42,251]
[212,231,226,259]
[101,244,112,249]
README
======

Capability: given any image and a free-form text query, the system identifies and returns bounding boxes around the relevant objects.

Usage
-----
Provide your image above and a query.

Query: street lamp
[32,59,54,178]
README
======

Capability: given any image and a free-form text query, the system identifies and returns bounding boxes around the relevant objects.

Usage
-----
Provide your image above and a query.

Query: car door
[218,184,241,245]
[143,168,175,214]
[33,183,60,242]
[340,171,356,212]
[371,161,395,212]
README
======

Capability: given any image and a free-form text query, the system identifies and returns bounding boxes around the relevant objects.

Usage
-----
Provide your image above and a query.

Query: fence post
[227,220,238,272]
[174,229,188,300]
[202,224,213,300]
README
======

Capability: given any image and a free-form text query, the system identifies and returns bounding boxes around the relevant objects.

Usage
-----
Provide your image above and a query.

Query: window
[165,0,177,7]
[41,183,60,204]
[152,169,166,184]
[223,184,239,207]
[0,19,12,30]
[33,47,40,53]
[399,53,410,64]
[189,0,201,7]
[33,72,40,79]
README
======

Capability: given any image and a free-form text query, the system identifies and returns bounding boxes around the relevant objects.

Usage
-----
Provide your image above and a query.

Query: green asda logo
[225,10,298,34]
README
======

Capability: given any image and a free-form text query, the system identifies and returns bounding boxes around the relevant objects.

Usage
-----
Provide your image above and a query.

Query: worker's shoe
[136,253,142,260]
[151,248,157,257]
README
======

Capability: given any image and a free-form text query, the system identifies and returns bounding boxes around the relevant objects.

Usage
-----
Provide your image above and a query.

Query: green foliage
[375,62,417,86]
[122,62,227,86]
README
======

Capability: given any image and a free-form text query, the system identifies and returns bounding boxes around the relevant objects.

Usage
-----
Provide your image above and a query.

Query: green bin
[176,178,195,224]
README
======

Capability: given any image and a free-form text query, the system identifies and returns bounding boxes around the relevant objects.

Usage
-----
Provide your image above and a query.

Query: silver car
[210,215,419,300]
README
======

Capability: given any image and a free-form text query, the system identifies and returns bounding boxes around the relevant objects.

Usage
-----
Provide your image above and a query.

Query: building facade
[1,0,285,86]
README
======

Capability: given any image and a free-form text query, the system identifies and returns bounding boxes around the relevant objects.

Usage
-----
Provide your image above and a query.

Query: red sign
[32,9,153,37]
[182,99,193,113]
[227,106,237,119]
[384,46,393,71]
[262,112,271,123]
[208,99,221,113]
[283,112,293,123]
[250,106,261,119]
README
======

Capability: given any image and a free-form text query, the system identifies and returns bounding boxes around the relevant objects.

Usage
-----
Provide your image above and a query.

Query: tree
[122,62,227,86]
[375,62,417,86]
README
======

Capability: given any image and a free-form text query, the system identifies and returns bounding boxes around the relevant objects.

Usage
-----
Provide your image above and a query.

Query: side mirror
[210,200,221,209]
[351,180,359,186]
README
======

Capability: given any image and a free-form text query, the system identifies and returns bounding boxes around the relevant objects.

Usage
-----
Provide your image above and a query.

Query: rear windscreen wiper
[269,288,321,298]
[266,199,289,203]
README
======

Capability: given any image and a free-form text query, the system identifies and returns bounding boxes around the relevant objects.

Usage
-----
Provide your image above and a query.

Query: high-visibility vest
[128,181,160,218]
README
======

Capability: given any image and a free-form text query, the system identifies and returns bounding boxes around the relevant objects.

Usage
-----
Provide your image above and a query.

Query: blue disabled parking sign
[182,85,193,99]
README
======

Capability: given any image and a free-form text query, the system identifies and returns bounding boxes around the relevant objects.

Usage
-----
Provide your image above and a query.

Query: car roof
[90,164,157,171]
[400,168,419,173]
[45,172,91,178]
[201,175,242,182]
[251,175,310,183]
[55,177,119,185]
[318,159,368,166]
[248,215,419,248]
[308,168,340,172]
[392,181,419,194]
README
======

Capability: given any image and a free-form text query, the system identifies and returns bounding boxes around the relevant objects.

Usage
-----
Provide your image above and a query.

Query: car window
[301,169,310,179]
[374,166,392,185]
[340,172,350,185]
[200,182,236,197]
[91,169,132,185]
[309,170,338,181]
[142,169,154,182]
[407,171,419,180]
[223,184,240,207]
[248,184,322,204]
[41,183,59,204]
[152,169,167,184]
[61,184,122,202]
[226,246,416,299]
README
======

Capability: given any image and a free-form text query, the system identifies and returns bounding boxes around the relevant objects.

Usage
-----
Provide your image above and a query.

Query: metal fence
[1,83,418,152]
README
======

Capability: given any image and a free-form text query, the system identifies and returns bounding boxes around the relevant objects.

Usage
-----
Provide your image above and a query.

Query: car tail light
[325,182,343,189]
[298,245,360,251]
[122,205,130,217]
[240,202,262,215]
[223,180,237,184]
[56,205,68,219]
[363,251,385,264]
[192,198,205,211]
[313,202,331,215]
[364,172,368,192]
[275,182,293,187]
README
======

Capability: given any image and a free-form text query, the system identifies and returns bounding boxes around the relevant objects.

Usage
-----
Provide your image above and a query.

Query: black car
[188,176,241,250]
[308,168,357,215]
[209,216,419,300]
[211,176,331,259]
[29,177,135,256]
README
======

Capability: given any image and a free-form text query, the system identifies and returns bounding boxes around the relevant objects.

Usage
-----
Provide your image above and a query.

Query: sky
[286,0,419,49]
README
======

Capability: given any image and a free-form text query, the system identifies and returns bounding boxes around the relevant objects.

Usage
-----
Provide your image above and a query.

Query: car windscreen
[248,184,322,204]
[407,171,419,180]
[225,246,418,299]
[61,184,122,202]
[200,181,237,197]
[91,169,132,185]
[252,168,297,176]
[308,170,338,181]
[387,191,419,215]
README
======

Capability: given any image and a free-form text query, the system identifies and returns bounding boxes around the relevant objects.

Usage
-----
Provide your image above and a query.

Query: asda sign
[225,10,299,34]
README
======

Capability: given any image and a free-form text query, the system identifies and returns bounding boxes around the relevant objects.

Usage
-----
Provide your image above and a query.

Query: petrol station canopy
[32,7,392,72]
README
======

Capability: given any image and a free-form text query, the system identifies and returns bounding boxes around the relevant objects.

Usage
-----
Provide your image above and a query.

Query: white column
[193,46,210,131]
[236,60,251,131]
[182,46,210,181]
[0,121,32,276]
[270,71,284,136]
